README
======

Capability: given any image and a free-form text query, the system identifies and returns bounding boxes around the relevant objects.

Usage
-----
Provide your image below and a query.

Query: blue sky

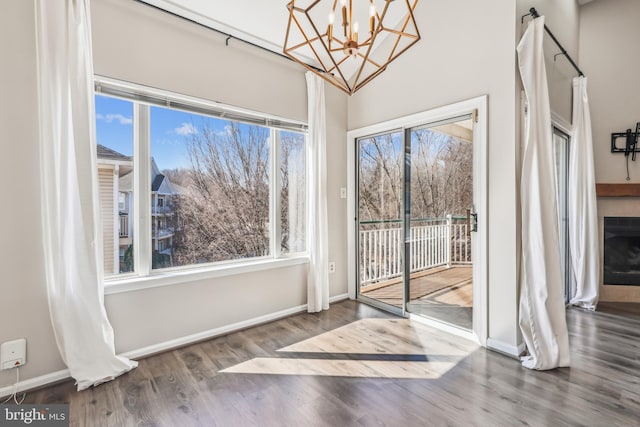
[95,94,227,170]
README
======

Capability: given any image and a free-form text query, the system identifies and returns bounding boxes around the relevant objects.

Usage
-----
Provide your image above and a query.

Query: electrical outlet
[328,262,336,273]
[340,187,347,199]
[1,339,26,370]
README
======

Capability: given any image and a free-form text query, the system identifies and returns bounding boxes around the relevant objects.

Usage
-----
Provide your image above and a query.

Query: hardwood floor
[22,301,640,426]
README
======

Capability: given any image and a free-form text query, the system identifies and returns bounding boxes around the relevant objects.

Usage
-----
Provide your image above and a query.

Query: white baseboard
[0,368,70,399]
[329,293,349,303]
[486,337,526,359]
[0,295,352,398]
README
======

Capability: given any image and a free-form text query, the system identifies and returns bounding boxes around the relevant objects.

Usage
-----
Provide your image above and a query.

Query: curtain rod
[132,0,325,74]
[522,7,585,77]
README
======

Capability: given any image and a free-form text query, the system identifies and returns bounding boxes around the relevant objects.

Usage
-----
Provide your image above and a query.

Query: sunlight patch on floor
[220,357,453,379]
[220,318,478,379]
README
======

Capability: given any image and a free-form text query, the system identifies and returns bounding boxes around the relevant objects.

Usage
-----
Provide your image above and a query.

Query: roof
[97,144,132,162]
[151,174,166,192]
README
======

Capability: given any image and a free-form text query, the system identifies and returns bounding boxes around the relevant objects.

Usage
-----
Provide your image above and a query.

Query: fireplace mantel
[596,183,640,197]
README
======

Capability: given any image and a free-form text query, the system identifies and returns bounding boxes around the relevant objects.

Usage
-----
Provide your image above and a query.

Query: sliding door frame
[551,112,574,304]
[353,127,406,317]
[347,96,488,346]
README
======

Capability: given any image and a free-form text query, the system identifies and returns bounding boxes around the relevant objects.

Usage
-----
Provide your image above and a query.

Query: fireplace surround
[603,217,640,286]
[597,184,640,302]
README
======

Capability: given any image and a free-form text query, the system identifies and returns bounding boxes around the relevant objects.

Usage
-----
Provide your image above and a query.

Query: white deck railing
[359,216,471,287]
[119,215,129,238]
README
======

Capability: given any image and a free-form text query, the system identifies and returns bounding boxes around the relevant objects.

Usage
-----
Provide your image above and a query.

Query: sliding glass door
[356,130,404,314]
[406,117,474,329]
[355,110,481,333]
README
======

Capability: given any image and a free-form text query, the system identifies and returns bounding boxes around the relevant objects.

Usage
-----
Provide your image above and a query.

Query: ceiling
[139,0,598,58]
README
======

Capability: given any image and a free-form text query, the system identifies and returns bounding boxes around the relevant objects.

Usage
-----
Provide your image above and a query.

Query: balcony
[359,216,473,323]
[119,214,129,238]
[153,227,174,239]
[359,216,471,287]
[152,206,174,215]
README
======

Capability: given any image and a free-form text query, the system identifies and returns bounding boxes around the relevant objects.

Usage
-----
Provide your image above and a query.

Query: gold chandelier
[284,0,420,95]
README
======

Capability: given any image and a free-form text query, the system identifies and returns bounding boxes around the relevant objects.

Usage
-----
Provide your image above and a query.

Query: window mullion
[270,128,281,258]
[134,103,152,276]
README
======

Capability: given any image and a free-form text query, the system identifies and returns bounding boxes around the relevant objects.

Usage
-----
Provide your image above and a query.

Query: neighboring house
[150,158,178,265]
[96,144,133,275]
[97,145,178,274]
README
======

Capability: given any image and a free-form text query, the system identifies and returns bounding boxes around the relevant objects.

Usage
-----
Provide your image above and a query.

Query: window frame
[96,76,309,294]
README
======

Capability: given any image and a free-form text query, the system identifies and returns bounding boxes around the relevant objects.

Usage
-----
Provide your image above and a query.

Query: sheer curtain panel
[305,72,330,312]
[35,0,137,390]
[569,77,599,310]
[517,16,571,370]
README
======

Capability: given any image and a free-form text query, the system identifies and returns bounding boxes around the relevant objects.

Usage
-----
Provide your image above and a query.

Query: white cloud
[96,113,133,125]
[214,124,233,137]
[174,122,198,136]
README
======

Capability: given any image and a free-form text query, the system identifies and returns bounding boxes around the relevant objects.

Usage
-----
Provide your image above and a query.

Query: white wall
[92,0,307,123]
[580,0,640,303]
[348,0,520,352]
[0,0,63,390]
[579,0,640,183]
[0,0,348,390]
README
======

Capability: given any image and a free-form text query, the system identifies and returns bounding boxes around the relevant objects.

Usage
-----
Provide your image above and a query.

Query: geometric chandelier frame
[284,0,420,95]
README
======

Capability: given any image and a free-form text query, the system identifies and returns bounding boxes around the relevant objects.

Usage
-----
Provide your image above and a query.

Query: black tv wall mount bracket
[611,122,640,180]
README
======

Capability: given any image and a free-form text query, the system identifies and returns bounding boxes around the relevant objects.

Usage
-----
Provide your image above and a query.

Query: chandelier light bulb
[327,11,334,43]
[341,0,348,36]
[369,4,376,33]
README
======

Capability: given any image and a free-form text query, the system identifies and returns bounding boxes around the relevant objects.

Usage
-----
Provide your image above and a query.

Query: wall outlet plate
[1,338,26,370]
[328,262,336,273]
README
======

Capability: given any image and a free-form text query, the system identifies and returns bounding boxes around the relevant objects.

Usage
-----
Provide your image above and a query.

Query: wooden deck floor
[19,301,640,426]
[361,266,472,308]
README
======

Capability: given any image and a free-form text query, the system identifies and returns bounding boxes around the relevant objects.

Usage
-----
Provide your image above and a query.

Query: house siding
[99,166,115,274]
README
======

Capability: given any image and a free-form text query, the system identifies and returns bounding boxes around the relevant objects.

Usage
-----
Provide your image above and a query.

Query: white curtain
[569,77,599,310]
[305,72,330,312]
[288,147,306,253]
[517,16,571,370]
[35,0,137,390]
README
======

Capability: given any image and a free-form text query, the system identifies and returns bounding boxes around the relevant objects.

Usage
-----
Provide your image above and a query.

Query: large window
[95,94,135,276]
[95,80,307,280]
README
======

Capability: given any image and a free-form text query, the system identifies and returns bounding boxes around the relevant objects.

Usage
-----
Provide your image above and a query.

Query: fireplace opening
[604,217,640,286]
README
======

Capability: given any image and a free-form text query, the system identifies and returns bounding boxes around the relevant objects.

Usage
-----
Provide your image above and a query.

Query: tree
[280,132,306,253]
[410,128,472,219]
[358,127,473,222]
[172,121,270,265]
[358,133,403,224]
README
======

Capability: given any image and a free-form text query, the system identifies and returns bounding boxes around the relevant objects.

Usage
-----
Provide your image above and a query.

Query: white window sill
[104,256,309,295]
